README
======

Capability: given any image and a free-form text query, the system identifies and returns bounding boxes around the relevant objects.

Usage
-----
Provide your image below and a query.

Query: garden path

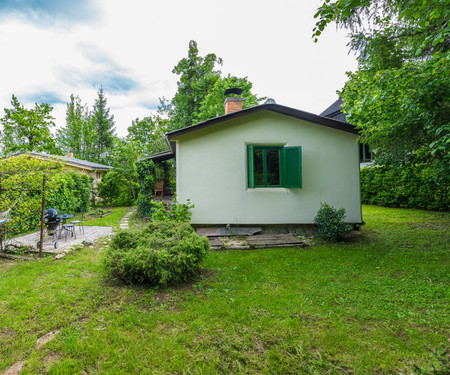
[12,225,113,255]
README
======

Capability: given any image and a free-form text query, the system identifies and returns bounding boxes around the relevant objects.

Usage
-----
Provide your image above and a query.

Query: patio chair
[60,222,76,241]
[70,212,85,234]
[154,180,164,199]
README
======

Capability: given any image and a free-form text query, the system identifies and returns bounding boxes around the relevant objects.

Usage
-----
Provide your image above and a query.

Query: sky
[0,0,357,137]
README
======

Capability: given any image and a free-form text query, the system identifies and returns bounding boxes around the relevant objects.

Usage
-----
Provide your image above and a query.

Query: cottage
[148,98,362,227]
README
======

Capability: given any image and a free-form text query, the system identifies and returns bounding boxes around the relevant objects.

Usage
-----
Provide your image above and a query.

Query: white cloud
[0,0,357,138]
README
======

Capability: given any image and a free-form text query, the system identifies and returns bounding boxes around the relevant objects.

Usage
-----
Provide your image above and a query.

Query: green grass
[0,205,448,374]
[77,206,131,230]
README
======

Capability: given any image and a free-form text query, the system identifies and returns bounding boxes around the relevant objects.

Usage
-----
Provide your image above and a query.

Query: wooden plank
[246,234,303,246]
[197,227,262,237]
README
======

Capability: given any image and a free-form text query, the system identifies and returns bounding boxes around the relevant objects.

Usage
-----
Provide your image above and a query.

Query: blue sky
[0,0,357,136]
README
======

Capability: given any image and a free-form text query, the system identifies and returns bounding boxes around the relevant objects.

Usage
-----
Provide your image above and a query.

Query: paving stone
[35,330,61,349]
[2,361,26,375]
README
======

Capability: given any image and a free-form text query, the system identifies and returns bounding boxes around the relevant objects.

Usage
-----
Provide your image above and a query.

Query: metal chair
[60,223,76,241]
[70,212,85,234]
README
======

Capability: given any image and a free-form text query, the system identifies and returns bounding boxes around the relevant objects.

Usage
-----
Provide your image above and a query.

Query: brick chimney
[224,97,243,115]
[66,152,74,158]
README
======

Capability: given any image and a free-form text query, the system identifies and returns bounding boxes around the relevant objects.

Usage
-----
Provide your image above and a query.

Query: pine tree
[91,87,116,163]
[57,94,95,160]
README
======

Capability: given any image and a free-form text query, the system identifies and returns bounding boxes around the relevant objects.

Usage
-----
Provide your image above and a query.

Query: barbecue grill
[40,208,61,248]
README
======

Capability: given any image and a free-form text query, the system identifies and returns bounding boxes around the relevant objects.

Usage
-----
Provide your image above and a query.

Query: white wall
[173,111,362,224]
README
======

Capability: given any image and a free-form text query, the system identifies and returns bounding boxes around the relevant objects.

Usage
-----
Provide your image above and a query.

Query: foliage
[0,95,60,155]
[313,1,449,63]
[360,164,449,211]
[165,40,264,131]
[91,87,116,164]
[314,202,352,241]
[47,170,91,214]
[194,75,266,123]
[56,94,96,160]
[168,40,223,130]
[342,53,450,181]
[313,0,450,196]
[104,221,210,286]
[149,199,194,223]
[126,114,168,156]
[97,170,132,207]
[136,159,156,217]
[0,154,91,235]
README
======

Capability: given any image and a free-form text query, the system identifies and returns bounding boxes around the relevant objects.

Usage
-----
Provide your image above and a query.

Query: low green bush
[150,199,194,222]
[314,202,352,242]
[104,221,210,286]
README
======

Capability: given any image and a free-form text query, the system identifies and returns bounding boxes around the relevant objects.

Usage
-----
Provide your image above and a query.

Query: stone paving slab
[12,225,113,254]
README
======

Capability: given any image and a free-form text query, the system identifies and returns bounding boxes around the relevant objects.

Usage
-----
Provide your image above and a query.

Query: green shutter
[247,145,255,188]
[283,146,302,188]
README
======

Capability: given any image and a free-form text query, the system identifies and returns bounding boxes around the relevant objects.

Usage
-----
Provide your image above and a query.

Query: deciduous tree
[313,0,450,182]
[0,95,59,155]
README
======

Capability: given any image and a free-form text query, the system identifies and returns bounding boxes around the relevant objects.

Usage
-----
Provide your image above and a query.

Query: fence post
[39,176,47,258]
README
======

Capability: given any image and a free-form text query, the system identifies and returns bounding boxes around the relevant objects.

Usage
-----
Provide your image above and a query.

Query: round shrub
[104,221,210,286]
[314,202,352,242]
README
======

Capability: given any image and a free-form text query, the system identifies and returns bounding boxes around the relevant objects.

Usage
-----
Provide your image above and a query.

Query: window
[247,145,302,188]
[359,143,372,162]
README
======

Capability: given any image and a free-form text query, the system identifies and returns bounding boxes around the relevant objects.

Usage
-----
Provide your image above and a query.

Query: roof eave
[166,103,358,141]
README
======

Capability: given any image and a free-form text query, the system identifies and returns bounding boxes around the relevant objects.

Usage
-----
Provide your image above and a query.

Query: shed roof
[8,152,112,171]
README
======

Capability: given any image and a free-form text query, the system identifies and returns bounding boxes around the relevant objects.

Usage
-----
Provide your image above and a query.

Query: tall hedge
[0,155,91,236]
[360,164,449,211]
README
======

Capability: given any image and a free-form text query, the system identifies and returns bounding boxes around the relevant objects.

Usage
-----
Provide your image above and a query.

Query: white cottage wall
[173,111,362,224]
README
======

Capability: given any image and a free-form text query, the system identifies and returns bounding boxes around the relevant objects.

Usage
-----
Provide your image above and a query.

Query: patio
[10,225,113,254]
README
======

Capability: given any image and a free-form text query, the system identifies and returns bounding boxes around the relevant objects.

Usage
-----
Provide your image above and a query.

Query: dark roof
[138,150,174,163]
[9,152,112,170]
[320,97,344,118]
[166,102,357,141]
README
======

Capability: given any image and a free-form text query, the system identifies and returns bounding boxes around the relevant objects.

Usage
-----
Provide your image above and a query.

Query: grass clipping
[104,221,210,286]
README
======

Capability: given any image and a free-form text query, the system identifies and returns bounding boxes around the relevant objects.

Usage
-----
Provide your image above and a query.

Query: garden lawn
[0,206,448,374]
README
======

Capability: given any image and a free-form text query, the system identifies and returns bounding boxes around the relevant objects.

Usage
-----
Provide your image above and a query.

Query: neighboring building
[146,98,362,227]
[7,152,112,184]
[321,97,372,165]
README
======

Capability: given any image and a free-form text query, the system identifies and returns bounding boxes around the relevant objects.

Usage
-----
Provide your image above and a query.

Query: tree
[0,95,60,155]
[168,40,223,130]
[56,94,96,160]
[313,0,450,182]
[91,87,116,163]
[166,40,265,131]
[109,137,141,203]
[313,0,449,66]
[127,114,168,156]
[194,75,265,123]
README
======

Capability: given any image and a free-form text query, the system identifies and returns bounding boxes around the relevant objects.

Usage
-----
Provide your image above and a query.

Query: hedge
[0,155,91,236]
[360,164,449,211]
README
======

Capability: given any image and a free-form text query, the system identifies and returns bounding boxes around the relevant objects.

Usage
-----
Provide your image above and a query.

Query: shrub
[104,221,210,286]
[360,164,449,211]
[314,202,352,242]
[150,199,194,222]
